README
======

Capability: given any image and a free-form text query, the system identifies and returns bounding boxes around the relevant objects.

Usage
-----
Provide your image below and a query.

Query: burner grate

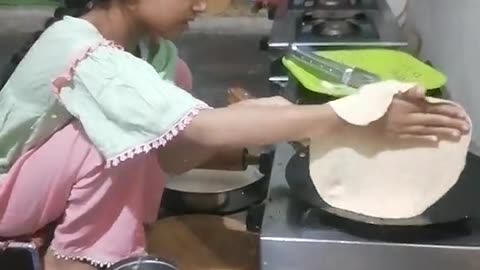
[312,19,360,37]
[300,10,376,39]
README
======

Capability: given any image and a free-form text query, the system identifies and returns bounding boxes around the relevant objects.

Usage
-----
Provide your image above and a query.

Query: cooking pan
[285,147,480,226]
[161,88,276,215]
[161,151,273,215]
[106,256,177,270]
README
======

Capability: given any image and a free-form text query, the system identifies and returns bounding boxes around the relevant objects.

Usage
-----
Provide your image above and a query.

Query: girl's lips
[182,17,195,25]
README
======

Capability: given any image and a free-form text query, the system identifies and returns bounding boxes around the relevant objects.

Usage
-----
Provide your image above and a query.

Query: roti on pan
[309,81,472,219]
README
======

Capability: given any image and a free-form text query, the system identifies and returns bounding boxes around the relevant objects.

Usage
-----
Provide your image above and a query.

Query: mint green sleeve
[56,45,209,167]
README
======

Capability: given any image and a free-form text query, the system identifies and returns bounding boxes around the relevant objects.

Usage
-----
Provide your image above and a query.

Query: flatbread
[309,81,472,219]
[166,167,263,194]
[329,80,417,126]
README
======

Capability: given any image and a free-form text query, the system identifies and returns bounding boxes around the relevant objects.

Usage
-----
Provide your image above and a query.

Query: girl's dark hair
[1,0,105,88]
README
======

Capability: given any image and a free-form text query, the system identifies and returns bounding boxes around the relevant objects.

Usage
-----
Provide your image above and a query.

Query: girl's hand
[236,96,293,107]
[380,87,470,141]
[227,87,293,107]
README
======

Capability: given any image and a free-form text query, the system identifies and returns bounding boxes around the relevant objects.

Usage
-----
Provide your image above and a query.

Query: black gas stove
[259,143,480,270]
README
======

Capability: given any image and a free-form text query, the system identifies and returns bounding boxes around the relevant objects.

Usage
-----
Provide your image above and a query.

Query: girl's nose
[193,0,207,13]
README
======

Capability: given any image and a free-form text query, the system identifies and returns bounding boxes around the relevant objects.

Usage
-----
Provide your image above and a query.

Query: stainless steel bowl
[106,256,176,270]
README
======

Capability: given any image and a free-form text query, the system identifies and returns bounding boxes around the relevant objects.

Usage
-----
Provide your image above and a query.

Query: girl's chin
[176,22,190,34]
[158,26,188,39]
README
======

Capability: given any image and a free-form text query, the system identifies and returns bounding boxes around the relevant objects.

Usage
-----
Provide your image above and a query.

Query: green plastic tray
[282,49,447,97]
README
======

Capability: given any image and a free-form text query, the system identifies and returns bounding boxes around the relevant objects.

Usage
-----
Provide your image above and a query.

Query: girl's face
[132,0,207,38]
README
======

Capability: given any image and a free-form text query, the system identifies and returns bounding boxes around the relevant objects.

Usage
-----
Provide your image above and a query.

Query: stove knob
[259,36,270,51]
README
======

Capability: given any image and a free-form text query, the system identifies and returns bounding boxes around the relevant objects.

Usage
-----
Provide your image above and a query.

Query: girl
[0,0,469,269]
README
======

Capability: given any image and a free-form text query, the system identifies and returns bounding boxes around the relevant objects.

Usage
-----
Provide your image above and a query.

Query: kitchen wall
[385,0,406,19]
[386,0,480,154]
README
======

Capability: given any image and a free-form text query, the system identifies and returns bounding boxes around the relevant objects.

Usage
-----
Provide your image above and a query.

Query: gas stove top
[268,0,407,50]
[289,0,378,10]
[259,144,480,270]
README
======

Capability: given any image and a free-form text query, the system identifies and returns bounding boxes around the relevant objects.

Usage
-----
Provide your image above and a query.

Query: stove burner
[318,0,356,7]
[305,10,368,21]
[312,19,360,36]
[303,0,363,9]
[289,0,380,11]
[302,11,369,38]
[304,0,358,8]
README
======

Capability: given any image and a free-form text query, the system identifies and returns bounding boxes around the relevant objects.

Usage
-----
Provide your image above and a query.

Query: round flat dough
[166,167,263,193]
[311,81,472,219]
[330,80,416,126]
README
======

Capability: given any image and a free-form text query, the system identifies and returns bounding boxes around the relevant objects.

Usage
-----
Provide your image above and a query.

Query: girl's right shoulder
[41,16,105,49]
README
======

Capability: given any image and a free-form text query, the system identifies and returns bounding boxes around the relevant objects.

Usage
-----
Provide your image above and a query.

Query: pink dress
[0,17,198,268]
[0,122,164,266]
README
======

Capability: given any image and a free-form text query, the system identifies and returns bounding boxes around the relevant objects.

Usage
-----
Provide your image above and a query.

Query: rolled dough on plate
[310,81,472,219]
[166,167,263,193]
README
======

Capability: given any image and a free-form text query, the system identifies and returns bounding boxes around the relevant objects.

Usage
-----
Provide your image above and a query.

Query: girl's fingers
[425,103,468,119]
[400,86,426,100]
[398,87,468,120]
[397,125,461,140]
[406,113,470,133]
[397,134,440,143]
